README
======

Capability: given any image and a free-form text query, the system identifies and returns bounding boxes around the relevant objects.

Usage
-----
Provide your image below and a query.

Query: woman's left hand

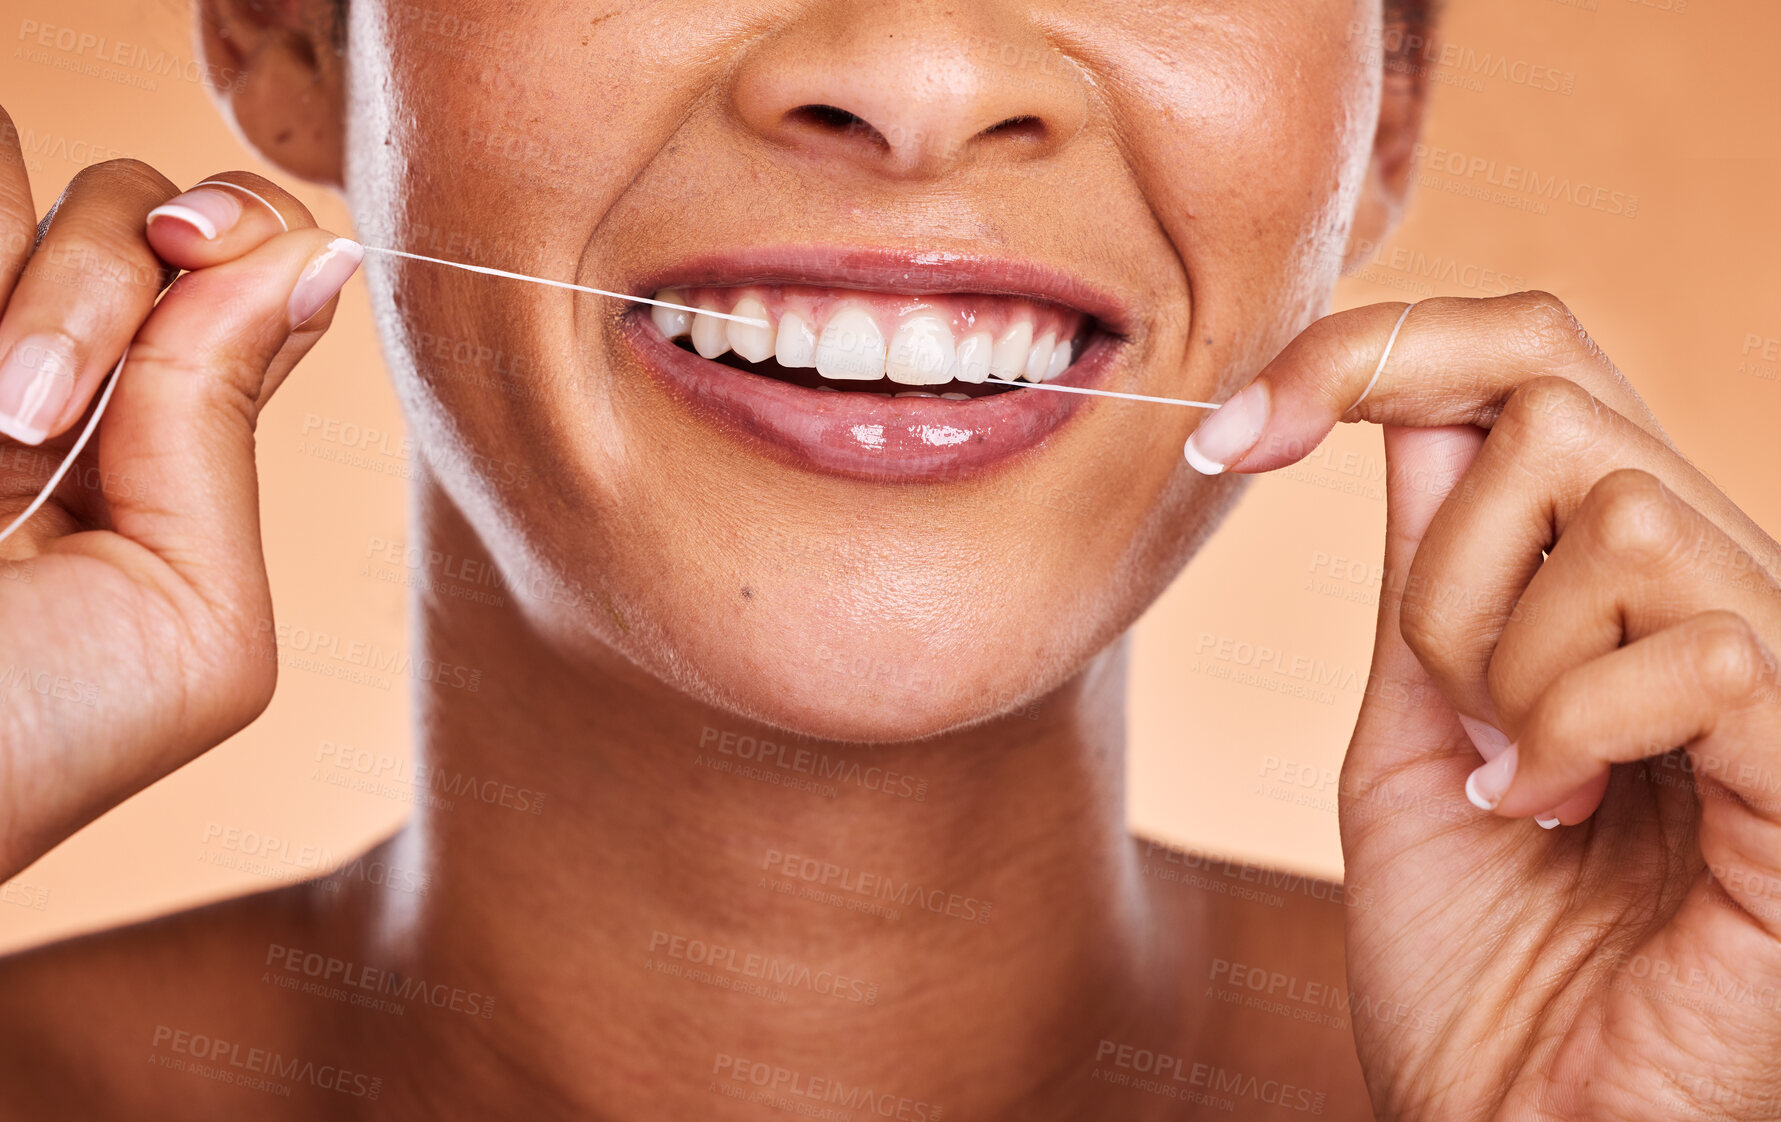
[1188,292,1781,1121]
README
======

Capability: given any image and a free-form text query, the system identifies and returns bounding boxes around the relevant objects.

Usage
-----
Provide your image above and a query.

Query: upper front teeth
[775,312,818,368]
[651,291,1076,386]
[954,332,991,383]
[728,296,775,362]
[991,322,1033,380]
[886,313,955,386]
[1024,331,1056,382]
[816,304,887,380]
[691,301,729,359]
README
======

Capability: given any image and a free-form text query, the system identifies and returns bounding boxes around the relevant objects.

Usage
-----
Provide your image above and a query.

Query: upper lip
[629,245,1135,338]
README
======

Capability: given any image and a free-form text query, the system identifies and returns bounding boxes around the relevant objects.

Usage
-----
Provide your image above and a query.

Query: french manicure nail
[146,188,244,241]
[1535,814,1561,829]
[288,238,364,328]
[1184,380,1270,475]
[1464,743,1519,811]
[0,334,79,445]
[1456,715,1512,762]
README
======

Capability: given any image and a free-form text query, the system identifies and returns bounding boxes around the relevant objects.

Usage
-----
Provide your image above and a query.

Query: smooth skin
[0,0,1778,1119]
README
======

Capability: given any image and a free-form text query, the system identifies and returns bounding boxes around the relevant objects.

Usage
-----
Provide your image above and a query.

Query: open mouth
[620,247,1132,481]
[647,284,1098,399]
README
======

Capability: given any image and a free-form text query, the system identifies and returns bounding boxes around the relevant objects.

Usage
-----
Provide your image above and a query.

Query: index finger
[1181,292,1669,475]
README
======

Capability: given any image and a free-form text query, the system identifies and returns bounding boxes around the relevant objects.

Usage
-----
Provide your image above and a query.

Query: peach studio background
[2,0,1778,950]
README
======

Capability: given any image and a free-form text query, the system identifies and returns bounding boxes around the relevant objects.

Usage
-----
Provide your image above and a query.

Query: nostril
[786,104,890,151]
[796,104,865,130]
[979,115,1045,143]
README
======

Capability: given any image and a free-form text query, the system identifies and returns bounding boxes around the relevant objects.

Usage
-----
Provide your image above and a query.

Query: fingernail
[146,188,244,241]
[1184,380,1270,475]
[288,238,364,328]
[1464,743,1518,811]
[1535,814,1562,830]
[1456,715,1512,762]
[0,334,79,445]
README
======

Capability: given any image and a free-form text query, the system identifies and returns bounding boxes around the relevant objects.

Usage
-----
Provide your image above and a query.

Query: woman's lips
[617,247,1132,482]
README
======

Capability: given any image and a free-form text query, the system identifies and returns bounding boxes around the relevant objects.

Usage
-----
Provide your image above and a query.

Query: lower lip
[621,317,1120,481]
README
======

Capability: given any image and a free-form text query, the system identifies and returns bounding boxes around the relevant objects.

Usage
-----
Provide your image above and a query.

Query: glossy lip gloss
[617,245,1135,482]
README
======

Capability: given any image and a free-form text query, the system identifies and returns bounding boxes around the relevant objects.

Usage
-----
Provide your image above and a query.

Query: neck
[352,482,1184,1121]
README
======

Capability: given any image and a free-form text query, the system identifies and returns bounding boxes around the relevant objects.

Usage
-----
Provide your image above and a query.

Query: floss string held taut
[8,179,1404,546]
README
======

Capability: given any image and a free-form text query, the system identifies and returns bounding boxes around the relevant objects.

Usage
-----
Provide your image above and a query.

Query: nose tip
[732,11,1089,177]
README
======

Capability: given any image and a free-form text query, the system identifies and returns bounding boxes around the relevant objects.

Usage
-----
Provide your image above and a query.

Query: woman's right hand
[0,103,359,881]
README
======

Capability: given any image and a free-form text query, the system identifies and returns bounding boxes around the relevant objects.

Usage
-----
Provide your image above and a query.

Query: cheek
[347,3,718,252]
[1108,12,1383,378]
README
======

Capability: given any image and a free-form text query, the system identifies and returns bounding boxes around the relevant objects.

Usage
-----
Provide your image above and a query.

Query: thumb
[1351,423,1487,763]
[90,227,360,623]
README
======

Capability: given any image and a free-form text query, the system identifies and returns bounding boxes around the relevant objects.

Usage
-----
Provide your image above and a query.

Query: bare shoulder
[1132,833,1377,1121]
[0,868,371,1121]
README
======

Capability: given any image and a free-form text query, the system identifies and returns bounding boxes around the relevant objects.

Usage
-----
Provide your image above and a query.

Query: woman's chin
[719,688,1037,746]
[668,636,1057,745]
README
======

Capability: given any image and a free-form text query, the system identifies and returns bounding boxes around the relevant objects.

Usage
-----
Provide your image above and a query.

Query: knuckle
[32,232,166,296]
[1484,653,1522,719]
[1521,680,1589,755]
[1581,469,1686,566]
[1397,601,1439,671]
[68,157,173,200]
[1688,611,1771,704]
[220,649,279,728]
[126,328,267,424]
[1507,289,1589,355]
[138,584,277,747]
[197,627,278,736]
[1396,570,1440,658]
[1498,375,1602,454]
[1395,561,1463,678]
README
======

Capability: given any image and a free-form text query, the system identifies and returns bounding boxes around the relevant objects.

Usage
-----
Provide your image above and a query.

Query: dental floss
[0,182,1294,547]
[1347,302,1414,414]
[201,183,1215,399]
[195,180,288,231]
[357,246,772,327]
[982,376,1217,409]
[193,182,769,329]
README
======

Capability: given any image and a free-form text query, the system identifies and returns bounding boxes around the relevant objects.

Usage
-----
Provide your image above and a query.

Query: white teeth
[650,291,691,339]
[691,304,731,359]
[894,391,939,398]
[1045,339,1072,380]
[941,392,970,400]
[727,296,775,362]
[953,332,992,383]
[991,322,1033,380]
[815,303,887,380]
[667,291,1069,395]
[1024,331,1056,383]
[775,311,818,368]
[886,312,956,386]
